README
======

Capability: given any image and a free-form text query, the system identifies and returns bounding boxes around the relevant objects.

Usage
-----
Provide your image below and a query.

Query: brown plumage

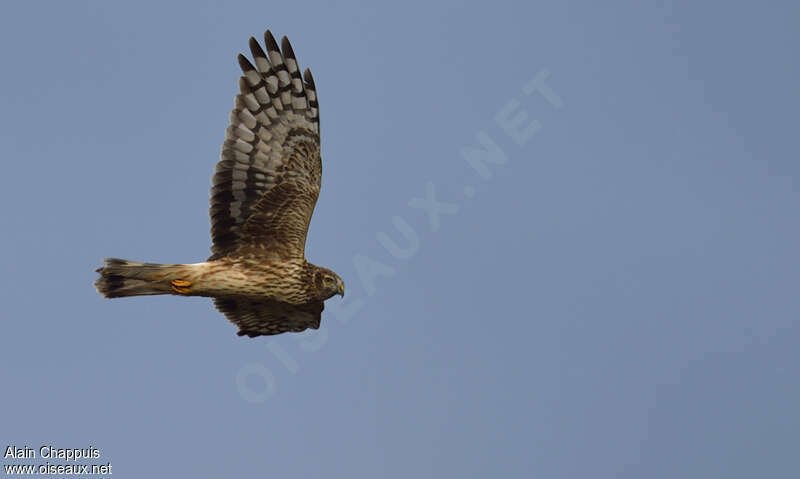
[94,30,344,337]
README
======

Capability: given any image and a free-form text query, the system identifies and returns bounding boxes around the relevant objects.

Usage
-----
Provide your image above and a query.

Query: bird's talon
[171,279,191,294]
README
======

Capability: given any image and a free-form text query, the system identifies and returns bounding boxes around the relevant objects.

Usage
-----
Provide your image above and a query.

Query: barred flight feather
[209,30,321,262]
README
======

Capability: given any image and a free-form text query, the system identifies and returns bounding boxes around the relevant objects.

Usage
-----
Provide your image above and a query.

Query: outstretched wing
[209,30,321,261]
[214,298,324,337]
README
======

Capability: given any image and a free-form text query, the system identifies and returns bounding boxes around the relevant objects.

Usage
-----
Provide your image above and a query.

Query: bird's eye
[324,276,334,285]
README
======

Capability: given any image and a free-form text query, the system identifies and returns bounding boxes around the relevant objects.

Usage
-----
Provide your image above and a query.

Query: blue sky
[1,1,798,477]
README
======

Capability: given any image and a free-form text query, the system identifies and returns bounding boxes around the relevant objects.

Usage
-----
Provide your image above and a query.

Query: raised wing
[209,30,321,261]
[214,298,324,337]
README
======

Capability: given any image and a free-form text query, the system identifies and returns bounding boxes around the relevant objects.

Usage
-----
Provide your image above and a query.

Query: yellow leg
[171,279,191,294]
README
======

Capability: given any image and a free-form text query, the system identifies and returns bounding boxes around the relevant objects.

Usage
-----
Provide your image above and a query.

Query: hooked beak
[337,279,345,298]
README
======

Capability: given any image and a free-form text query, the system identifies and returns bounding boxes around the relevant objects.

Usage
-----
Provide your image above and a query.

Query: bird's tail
[94,258,189,298]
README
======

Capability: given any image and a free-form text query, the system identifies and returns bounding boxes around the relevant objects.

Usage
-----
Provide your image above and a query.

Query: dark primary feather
[209,30,321,261]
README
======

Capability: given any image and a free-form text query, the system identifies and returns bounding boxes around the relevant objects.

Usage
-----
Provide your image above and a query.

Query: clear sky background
[1,1,798,477]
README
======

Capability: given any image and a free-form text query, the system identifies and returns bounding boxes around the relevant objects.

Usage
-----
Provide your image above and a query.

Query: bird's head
[314,267,344,300]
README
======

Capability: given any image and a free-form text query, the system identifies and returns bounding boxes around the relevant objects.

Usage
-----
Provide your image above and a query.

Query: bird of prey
[95,29,344,338]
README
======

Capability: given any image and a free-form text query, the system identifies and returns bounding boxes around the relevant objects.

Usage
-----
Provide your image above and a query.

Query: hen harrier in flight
[95,30,344,338]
